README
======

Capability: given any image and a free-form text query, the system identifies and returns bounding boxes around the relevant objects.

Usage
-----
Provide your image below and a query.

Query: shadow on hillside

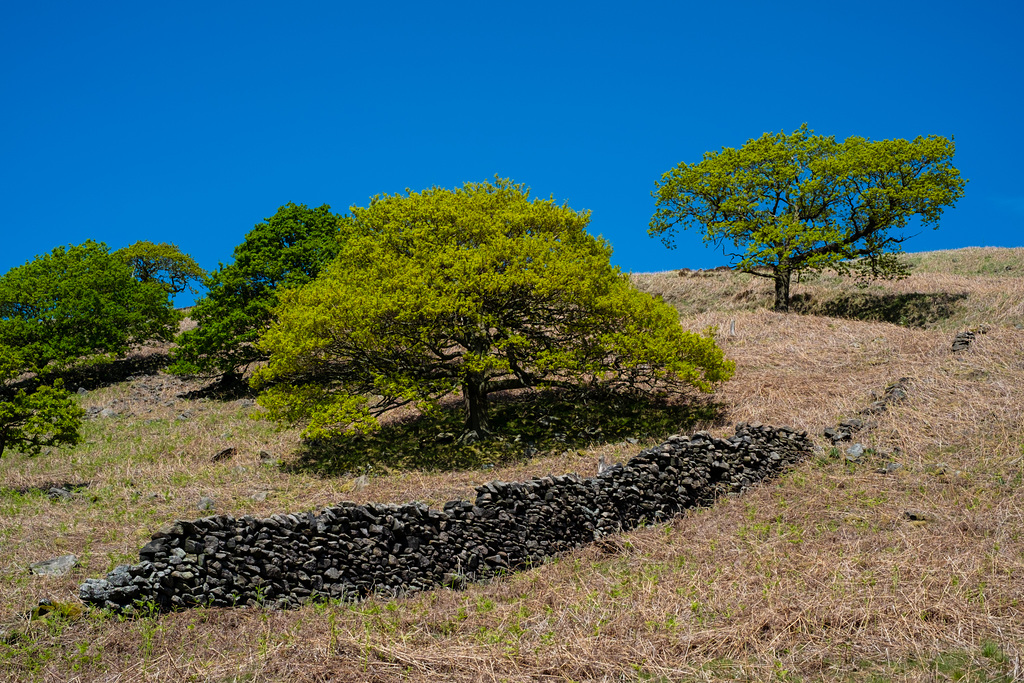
[177,372,255,400]
[792,291,969,327]
[4,353,170,399]
[287,388,724,476]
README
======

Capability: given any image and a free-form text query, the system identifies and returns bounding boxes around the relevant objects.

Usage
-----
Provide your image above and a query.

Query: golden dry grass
[1,247,1023,681]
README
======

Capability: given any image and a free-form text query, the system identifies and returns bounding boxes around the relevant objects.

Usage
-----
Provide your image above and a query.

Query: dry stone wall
[80,423,811,612]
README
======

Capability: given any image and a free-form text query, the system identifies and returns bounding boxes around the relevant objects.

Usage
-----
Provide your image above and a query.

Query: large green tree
[115,241,207,296]
[649,125,967,311]
[0,241,174,458]
[254,179,734,440]
[0,240,178,369]
[170,203,347,379]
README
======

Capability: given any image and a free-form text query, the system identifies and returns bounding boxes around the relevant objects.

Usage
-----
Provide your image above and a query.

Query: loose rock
[30,554,78,576]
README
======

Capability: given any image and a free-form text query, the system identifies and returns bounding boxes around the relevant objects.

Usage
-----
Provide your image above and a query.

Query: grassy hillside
[2,247,1023,681]
[632,246,1024,331]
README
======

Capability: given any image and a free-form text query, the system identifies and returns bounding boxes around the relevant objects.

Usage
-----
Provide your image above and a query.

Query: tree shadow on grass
[287,388,724,476]
[4,353,170,399]
[792,291,969,327]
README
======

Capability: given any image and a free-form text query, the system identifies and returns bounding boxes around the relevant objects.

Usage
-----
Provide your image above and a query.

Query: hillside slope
[1,247,1022,681]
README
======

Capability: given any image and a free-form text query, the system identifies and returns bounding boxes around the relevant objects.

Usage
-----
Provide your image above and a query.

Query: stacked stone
[80,423,810,612]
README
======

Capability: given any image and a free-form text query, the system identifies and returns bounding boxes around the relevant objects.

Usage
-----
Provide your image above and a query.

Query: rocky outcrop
[80,423,811,612]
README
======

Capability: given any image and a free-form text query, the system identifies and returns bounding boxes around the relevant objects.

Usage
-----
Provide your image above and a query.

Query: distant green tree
[115,241,207,295]
[169,203,347,379]
[650,125,967,311]
[0,240,178,370]
[254,179,734,440]
[0,347,82,459]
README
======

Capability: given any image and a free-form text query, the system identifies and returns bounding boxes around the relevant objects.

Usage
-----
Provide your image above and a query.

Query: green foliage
[114,241,206,295]
[255,178,734,442]
[0,240,178,369]
[650,124,967,311]
[0,347,83,459]
[170,203,346,377]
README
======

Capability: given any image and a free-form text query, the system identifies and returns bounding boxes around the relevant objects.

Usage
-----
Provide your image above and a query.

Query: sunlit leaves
[650,125,967,310]
[255,178,734,440]
[115,241,207,295]
[0,240,178,369]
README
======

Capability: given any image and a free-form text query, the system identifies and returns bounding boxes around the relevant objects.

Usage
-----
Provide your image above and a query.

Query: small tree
[169,203,346,379]
[254,179,734,440]
[115,241,207,295]
[0,240,178,369]
[649,125,967,311]
[0,347,82,459]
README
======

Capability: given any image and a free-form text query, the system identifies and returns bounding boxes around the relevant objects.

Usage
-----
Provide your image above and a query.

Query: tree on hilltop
[115,241,207,296]
[254,178,734,441]
[649,125,967,311]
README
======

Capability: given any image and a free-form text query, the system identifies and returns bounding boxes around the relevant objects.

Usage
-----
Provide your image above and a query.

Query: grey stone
[47,487,73,500]
[77,387,89,395]
[99,408,119,419]
[30,554,78,576]
[845,443,865,459]
[251,490,269,502]
[78,423,815,613]
[197,497,216,511]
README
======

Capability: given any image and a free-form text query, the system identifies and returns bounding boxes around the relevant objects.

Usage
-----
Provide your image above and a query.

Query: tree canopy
[115,241,207,295]
[254,178,734,441]
[0,240,178,370]
[170,203,347,379]
[0,241,170,458]
[649,125,967,311]
[0,346,82,459]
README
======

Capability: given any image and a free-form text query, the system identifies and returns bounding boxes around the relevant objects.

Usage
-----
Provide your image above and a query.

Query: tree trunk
[462,375,490,435]
[773,268,792,312]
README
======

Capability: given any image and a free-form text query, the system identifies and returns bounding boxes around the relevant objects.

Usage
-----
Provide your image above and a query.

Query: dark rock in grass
[823,427,851,443]
[952,331,975,352]
[212,447,236,462]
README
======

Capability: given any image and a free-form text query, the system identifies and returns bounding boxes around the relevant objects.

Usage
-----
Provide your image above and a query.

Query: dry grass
[2,248,1024,681]
[631,247,1024,331]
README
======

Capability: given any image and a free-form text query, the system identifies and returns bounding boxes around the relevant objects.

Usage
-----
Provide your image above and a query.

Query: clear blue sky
[3,1,1021,305]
